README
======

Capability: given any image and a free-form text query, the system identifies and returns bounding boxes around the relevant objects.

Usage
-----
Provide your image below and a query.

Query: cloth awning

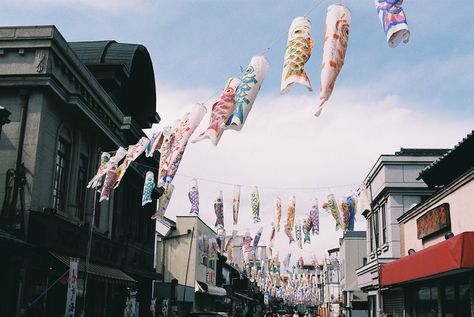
[233,291,257,302]
[380,232,474,287]
[51,252,137,286]
[195,281,227,297]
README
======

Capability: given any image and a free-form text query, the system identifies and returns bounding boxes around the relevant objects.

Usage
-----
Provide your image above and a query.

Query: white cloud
[149,83,472,264]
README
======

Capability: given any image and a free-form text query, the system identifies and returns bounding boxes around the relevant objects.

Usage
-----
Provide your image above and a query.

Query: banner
[65,257,79,317]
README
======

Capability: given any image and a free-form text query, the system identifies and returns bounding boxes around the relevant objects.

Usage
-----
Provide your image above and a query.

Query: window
[75,154,88,220]
[363,257,367,266]
[369,218,374,252]
[53,136,71,211]
[381,204,387,244]
[374,211,380,249]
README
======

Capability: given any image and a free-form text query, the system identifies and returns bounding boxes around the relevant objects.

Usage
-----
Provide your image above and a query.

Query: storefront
[380,232,474,316]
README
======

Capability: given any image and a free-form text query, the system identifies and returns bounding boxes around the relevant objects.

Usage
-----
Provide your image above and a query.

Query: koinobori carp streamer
[316,4,351,117]
[375,0,410,48]
[193,77,241,146]
[226,55,269,131]
[281,16,314,94]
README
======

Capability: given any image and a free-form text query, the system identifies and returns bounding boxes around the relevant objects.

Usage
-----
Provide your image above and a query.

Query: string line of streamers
[86,0,409,305]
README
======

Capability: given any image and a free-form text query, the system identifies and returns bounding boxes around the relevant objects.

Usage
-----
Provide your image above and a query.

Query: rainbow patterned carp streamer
[188,178,199,216]
[193,77,241,146]
[375,0,410,48]
[316,4,351,117]
[226,55,269,131]
[163,104,206,185]
[281,16,314,94]
[214,190,224,229]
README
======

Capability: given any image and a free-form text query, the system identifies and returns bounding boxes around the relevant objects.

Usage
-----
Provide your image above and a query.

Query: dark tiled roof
[69,40,158,128]
[418,130,474,187]
[395,148,450,156]
[69,41,142,72]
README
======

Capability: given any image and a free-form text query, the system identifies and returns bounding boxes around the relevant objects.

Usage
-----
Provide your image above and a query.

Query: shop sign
[65,258,79,317]
[417,203,450,239]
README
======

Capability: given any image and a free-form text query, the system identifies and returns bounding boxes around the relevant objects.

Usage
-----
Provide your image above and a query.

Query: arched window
[52,125,72,211]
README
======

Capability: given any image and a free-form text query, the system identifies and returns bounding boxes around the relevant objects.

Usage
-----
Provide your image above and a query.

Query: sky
[2,0,473,264]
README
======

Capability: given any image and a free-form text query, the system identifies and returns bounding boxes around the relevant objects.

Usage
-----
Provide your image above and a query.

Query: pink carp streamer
[162,104,206,186]
[141,171,155,206]
[188,178,199,216]
[233,185,241,225]
[226,55,269,131]
[88,147,126,189]
[114,138,150,188]
[375,0,410,48]
[281,16,314,94]
[99,167,117,202]
[315,4,351,117]
[269,223,276,247]
[193,77,241,146]
[275,197,282,232]
[214,190,224,229]
[157,126,175,186]
[243,233,253,264]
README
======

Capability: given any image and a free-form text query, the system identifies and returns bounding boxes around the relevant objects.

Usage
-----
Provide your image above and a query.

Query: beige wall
[400,173,474,256]
[160,216,217,287]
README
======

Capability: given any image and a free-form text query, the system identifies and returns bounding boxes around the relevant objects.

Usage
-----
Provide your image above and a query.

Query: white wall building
[381,131,474,317]
[339,231,367,317]
[356,148,447,317]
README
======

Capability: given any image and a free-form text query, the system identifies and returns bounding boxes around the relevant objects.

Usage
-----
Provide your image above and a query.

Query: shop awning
[380,232,474,287]
[51,252,137,286]
[195,281,227,297]
[233,292,257,302]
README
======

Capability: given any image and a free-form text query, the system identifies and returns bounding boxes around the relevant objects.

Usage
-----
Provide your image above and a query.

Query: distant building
[154,216,227,315]
[319,248,340,317]
[0,26,160,317]
[339,231,367,317]
[381,131,474,316]
[356,148,447,317]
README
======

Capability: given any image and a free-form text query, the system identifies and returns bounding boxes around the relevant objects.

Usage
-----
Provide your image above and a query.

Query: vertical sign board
[264,292,269,305]
[162,298,169,317]
[65,258,79,317]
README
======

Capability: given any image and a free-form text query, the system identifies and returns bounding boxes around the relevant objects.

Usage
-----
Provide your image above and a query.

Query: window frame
[52,127,72,212]
[381,203,387,244]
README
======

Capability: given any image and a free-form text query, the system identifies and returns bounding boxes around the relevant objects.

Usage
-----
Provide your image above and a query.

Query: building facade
[154,216,227,315]
[356,148,447,317]
[339,231,367,317]
[381,131,474,316]
[0,26,160,317]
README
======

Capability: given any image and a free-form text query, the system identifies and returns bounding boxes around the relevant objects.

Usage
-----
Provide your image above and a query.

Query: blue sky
[3,0,473,260]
